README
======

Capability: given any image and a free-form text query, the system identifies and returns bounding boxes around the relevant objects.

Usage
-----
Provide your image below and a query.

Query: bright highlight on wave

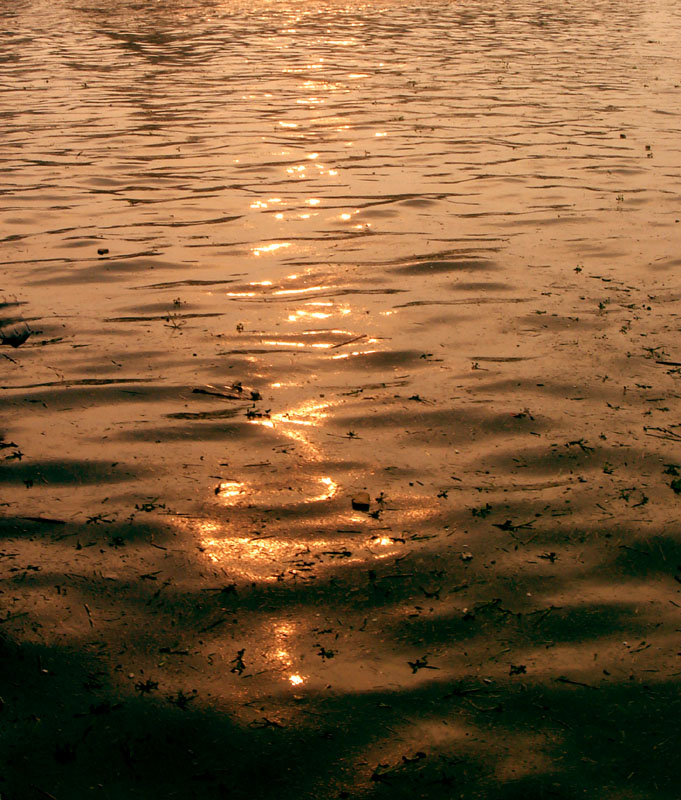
[285,302,351,323]
[252,242,291,256]
[308,475,338,502]
[273,285,327,296]
[215,481,247,501]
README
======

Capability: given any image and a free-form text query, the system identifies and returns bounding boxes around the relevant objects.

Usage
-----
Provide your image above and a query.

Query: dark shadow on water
[0,459,144,486]
[390,259,499,276]
[2,499,681,798]
[2,632,680,800]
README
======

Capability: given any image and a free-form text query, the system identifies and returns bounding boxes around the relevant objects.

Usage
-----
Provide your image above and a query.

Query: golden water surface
[2,0,681,796]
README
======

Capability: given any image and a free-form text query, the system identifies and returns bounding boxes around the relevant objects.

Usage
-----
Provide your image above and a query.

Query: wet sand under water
[2,0,681,796]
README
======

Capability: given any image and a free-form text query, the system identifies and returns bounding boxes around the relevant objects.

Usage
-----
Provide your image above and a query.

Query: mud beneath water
[2,0,681,797]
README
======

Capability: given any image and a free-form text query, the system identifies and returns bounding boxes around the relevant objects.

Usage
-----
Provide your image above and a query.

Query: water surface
[2,0,681,796]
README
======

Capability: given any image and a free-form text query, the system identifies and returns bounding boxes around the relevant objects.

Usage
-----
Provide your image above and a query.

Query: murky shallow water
[2,0,681,796]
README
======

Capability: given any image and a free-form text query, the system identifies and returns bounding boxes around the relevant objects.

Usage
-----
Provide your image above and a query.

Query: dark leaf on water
[1,328,30,348]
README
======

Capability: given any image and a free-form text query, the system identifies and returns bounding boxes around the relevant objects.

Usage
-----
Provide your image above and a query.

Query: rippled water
[2,0,681,796]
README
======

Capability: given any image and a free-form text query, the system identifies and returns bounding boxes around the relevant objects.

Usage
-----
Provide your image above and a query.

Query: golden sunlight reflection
[366,534,404,560]
[254,399,328,450]
[287,300,352,322]
[190,379,421,577]
[301,81,339,92]
[201,534,301,568]
[195,528,355,582]
[272,285,327,296]
[262,330,354,350]
[271,622,294,667]
[268,625,308,687]
[308,475,338,502]
[282,63,323,73]
[252,242,291,257]
[234,399,339,506]
[287,311,329,321]
[216,480,246,498]
[262,339,327,349]
[286,302,350,322]
[331,349,378,360]
[250,198,282,211]
[273,400,329,428]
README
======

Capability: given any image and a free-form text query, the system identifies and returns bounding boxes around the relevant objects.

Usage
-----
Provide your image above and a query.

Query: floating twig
[330,334,367,349]
[555,675,598,689]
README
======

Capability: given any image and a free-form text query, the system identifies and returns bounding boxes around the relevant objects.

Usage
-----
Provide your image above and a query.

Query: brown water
[2,0,681,796]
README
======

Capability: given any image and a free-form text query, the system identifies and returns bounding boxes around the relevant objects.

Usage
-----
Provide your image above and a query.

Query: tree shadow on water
[2,506,681,800]
[2,629,680,800]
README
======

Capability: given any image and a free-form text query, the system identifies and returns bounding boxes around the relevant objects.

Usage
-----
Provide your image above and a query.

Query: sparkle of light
[252,242,291,256]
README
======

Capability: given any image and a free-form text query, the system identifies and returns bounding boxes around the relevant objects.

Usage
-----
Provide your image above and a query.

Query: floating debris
[351,491,371,511]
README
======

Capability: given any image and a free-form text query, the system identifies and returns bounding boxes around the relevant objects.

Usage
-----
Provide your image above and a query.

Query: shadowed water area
[2,0,681,796]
